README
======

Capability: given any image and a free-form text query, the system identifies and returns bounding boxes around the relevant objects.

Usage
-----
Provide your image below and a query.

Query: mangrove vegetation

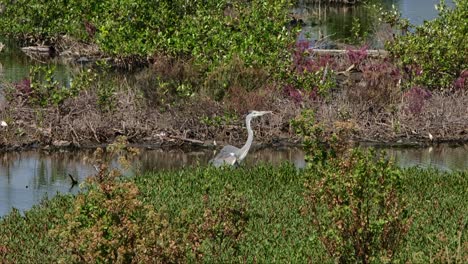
[0,0,467,262]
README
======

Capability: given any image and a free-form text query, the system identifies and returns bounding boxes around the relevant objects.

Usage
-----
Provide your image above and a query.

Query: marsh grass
[0,164,466,263]
[398,168,468,263]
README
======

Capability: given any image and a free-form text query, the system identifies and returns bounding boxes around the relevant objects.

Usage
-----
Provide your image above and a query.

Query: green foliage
[0,1,295,102]
[0,196,75,263]
[293,109,410,262]
[386,0,468,90]
[294,66,336,98]
[291,110,356,164]
[200,112,238,127]
[304,149,411,263]
[51,138,187,263]
[0,0,86,41]
[28,66,94,107]
[0,0,294,69]
[53,180,185,263]
[1,162,466,262]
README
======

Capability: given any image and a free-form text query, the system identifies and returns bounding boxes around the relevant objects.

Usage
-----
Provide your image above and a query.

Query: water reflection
[0,36,73,85]
[0,150,96,216]
[296,0,455,48]
[139,147,305,171]
[382,144,468,171]
[1,144,466,217]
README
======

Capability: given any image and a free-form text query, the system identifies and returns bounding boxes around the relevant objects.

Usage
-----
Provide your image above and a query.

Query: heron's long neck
[239,116,254,161]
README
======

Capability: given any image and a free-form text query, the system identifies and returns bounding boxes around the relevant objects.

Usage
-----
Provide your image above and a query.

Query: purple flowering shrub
[404,86,432,115]
[453,70,467,90]
[346,45,368,68]
[284,41,336,103]
[14,78,32,96]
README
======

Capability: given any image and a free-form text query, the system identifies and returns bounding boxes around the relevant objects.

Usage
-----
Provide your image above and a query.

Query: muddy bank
[1,76,467,153]
[2,41,467,152]
[0,81,299,152]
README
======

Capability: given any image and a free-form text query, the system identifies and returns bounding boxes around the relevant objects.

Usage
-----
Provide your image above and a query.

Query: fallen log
[169,135,204,145]
[21,45,54,54]
[312,49,388,58]
[299,0,360,4]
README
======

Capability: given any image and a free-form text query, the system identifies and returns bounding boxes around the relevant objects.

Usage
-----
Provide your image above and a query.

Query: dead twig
[86,121,100,143]
[68,122,81,147]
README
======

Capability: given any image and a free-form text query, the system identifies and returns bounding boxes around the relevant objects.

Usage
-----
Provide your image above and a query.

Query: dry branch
[312,49,388,58]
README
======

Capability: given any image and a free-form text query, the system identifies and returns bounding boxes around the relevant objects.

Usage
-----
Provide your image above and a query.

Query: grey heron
[209,110,272,167]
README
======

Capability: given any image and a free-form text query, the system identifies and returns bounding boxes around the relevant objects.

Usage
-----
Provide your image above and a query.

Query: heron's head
[248,110,272,118]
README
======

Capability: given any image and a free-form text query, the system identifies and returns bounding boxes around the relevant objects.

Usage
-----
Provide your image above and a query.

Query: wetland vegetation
[0,0,466,150]
[0,137,466,262]
[0,0,467,262]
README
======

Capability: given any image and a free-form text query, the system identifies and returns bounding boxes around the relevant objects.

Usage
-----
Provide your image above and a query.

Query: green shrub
[291,110,356,165]
[51,137,187,263]
[387,0,468,90]
[15,66,95,107]
[0,0,295,101]
[293,110,411,262]
[304,149,411,263]
[0,0,294,68]
[53,179,186,263]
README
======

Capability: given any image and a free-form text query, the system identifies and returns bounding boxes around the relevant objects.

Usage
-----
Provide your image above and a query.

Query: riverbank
[1,64,467,153]
[1,164,466,262]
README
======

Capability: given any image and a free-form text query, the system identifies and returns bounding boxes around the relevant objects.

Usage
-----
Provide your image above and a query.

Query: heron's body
[210,110,271,167]
[209,145,240,167]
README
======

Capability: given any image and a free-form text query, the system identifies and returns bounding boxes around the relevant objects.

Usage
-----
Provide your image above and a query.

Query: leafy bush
[0,0,294,69]
[29,66,69,107]
[286,41,336,101]
[51,137,187,263]
[0,0,296,101]
[53,180,185,263]
[291,110,356,164]
[304,149,411,263]
[293,110,411,262]
[387,0,468,91]
[6,66,95,107]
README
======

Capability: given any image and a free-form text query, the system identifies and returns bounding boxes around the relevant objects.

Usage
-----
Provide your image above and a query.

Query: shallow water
[0,37,73,84]
[296,0,455,48]
[1,144,467,217]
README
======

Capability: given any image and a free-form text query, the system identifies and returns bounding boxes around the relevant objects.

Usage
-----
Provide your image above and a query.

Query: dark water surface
[296,0,455,48]
[1,144,467,217]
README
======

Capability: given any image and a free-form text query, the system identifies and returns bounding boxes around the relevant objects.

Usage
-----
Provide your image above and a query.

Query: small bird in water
[68,174,78,186]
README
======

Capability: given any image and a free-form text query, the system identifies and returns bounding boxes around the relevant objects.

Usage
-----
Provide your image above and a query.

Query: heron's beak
[259,111,272,115]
